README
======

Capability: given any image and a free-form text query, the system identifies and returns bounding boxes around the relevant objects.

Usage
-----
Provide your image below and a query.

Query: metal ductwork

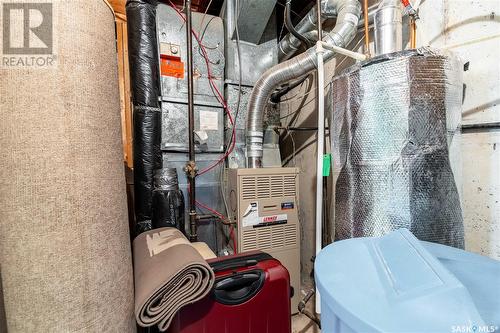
[374,0,403,55]
[246,0,361,168]
[278,0,338,61]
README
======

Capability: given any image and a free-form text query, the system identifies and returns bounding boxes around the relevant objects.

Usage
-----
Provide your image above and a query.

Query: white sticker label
[242,202,260,227]
[242,202,288,227]
[199,110,218,131]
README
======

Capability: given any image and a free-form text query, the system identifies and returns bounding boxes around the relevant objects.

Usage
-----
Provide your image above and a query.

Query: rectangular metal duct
[330,48,465,248]
[232,0,277,44]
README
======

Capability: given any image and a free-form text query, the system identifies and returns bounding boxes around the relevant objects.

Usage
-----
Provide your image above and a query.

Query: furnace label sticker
[256,214,288,228]
[199,110,218,130]
[242,202,288,227]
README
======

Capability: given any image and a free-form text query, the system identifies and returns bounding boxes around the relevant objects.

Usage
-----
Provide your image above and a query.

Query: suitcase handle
[211,259,258,273]
[213,270,265,305]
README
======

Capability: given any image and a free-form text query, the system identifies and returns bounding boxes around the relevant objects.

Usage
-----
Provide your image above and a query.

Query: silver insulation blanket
[330,48,465,248]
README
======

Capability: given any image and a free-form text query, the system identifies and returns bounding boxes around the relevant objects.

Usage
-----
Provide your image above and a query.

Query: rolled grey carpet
[133,228,215,331]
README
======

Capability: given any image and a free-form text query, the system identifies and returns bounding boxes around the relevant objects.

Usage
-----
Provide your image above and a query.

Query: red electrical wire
[167,1,236,177]
[187,183,238,252]
[194,199,237,253]
[168,1,238,253]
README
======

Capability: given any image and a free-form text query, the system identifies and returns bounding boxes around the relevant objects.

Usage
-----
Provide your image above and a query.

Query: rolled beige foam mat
[133,228,215,331]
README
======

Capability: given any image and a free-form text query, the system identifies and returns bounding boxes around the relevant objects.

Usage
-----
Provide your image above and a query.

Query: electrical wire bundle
[167,0,241,253]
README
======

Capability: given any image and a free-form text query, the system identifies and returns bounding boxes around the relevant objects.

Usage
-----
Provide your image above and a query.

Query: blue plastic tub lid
[315,229,494,333]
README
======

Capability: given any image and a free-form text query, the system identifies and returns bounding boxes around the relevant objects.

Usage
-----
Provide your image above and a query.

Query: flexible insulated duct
[126,0,163,235]
[246,0,361,168]
[0,1,135,331]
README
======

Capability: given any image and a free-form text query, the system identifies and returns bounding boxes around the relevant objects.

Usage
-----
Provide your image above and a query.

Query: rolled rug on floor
[133,227,215,331]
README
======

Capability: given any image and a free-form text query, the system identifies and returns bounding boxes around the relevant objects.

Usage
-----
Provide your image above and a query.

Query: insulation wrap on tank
[0,1,135,331]
[330,47,465,248]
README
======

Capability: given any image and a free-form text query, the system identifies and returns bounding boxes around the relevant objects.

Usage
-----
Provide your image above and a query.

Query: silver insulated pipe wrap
[330,48,465,248]
[246,0,361,168]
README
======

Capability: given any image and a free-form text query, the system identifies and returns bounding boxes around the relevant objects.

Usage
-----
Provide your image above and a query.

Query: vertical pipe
[316,0,323,41]
[374,0,403,55]
[185,0,197,242]
[363,0,371,57]
[315,0,324,314]
[410,17,417,48]
[315,41,325,314]
[226,0,235,40]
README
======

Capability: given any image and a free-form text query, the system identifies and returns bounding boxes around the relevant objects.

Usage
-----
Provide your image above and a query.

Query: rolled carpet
[133,228,215,331]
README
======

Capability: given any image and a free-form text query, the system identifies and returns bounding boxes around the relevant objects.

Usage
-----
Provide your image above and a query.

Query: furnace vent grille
[241,175,297,200]
[241,224,298,252]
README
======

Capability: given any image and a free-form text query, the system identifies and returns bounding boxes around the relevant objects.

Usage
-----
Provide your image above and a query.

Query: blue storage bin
[315,229,500,333]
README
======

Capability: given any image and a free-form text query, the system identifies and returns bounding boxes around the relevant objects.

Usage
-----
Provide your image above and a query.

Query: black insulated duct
[126,0,162,236]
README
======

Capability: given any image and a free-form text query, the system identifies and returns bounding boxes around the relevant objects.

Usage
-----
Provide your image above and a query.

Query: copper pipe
[363,0,371,57]
[410,17,417,49]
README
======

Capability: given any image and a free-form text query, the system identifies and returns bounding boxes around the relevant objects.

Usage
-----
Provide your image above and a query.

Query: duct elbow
[278,0,340,62]
[246,0,361,168]
[246,51,317,168]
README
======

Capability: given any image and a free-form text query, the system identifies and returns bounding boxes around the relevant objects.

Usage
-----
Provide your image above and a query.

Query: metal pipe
[316,0,323,41]
[185,0,197,242]
[374,0,403,55]
[410,17,417,48]
[246,0,361,168]
[285,0,311,47]
[357,4,377,29]
[225,0,235,39]
[363,0,371,57]
[278,0,338,61]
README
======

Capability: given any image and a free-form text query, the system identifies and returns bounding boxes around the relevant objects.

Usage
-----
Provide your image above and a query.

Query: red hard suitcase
[167,251,292,333]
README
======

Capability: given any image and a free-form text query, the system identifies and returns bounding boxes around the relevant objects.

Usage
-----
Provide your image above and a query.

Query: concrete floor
[291,294,321,333]
[292,313,320,333]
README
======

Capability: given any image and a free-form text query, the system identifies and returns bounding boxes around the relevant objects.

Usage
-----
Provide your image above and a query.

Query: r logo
[2,3,52,55]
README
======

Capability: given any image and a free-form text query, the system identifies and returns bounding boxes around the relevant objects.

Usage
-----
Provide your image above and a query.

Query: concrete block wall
[280,0,500,285]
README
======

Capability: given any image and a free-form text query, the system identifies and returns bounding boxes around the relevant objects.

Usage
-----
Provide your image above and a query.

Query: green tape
[322,154,331,177]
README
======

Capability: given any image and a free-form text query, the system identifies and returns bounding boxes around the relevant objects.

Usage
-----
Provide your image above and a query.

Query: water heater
[330,48,465,248]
